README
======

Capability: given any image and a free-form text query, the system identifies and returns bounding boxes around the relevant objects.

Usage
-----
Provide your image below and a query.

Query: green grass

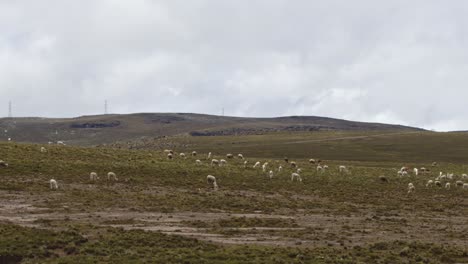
[0,131,467,263]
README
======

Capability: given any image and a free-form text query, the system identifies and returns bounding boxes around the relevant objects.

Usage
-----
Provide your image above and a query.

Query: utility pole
[8,101,12,118]
[104,100,108,115]
[222,107,224,116]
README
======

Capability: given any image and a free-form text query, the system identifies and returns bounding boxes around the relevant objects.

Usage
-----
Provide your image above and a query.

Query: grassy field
[0,131,467,263]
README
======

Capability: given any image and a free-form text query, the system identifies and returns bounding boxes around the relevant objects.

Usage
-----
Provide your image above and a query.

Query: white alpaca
[207,175,218,191]
[211,159,219,167]
[290,162,297,168]
[407,183,415,194]
[192,151,197,157]
[40,147,47,153]
[445,182,451,190]
[413,168,418,176]
[291,172,302,182]
[339,165,348,174]
[278,165,283,173]
[463,183,468,189]
[269,170,274,179]
[262,162,268,172]
[107,172,118,181]
[237,154,244,159]
[57,141,65,145]
[167,153,173,160]
[243,160,248,168]
[90,172,98,181]
[226,154,234,159]
[296,168,302,174]
[455,181,464,187]
[49,179,58,190]
[426,180,433,187]
[253,161,261,169]
[219,159,227,167]
[309,159,316,164]
[447,173,454,180]
[180,153,186,159]
[462,174,468,179]
[317,165,324,173]
[196,160,202,165]
[207,152,212,159]
[435,181,442,187]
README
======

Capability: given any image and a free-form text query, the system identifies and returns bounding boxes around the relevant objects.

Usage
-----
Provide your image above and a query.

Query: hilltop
[0,113,422,146]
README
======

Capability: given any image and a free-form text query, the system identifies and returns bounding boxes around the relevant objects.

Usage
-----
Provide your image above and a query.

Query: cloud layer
[1,0,468,131]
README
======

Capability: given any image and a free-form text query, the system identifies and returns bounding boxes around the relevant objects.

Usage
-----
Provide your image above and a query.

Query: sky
[1,0,468,131]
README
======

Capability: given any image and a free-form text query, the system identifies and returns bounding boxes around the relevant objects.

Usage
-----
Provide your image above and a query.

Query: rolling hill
[0,113,423,146]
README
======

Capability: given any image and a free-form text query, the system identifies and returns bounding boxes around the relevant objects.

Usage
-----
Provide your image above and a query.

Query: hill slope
[0,113,422,145]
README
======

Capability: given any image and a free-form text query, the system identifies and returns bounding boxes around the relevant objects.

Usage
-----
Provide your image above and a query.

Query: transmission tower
[104,100,108,115]
[8,101,12,118]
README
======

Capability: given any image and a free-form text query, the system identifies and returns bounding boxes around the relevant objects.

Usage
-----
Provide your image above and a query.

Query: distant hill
[0,113,423,146]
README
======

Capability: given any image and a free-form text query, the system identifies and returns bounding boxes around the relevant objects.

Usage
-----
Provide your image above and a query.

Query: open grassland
[0,131,467,263]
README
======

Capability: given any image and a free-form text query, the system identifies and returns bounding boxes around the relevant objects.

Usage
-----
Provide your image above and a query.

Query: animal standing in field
[463,183,468,189]
[339,165,348,174]
[226,154,234,159]
[291,172,302,182]
[49,179,58,190]
[309,159,316,164]
[462,174,468,179]
[455,181,463,187]
[278,165,283,173]
[290,162,297,168]
[243,160,248,168]
[180,153,186,159]
[192,151,197,157]
[90,172,98,181]
[196,160,202,165]
[413,168,418,176]
[207,175,218,191]
[0,160,8,167]
[317,165,324,174]
[408,183,415,194]
[219,159,227,167]
[253,161,261,169]
[107,172,118,181]
[40,147,47,153]
[262,162,268,172]
[211,159,219,167]
[207,152,212,159]
[269,170,274,179]
[435,181,442,187]
[426,180,434,187]
[167,153,173,160]
[445,182,451,189]
[238,154,244,159]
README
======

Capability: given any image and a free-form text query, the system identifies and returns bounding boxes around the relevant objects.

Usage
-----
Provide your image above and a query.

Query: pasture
[0,131,467,263]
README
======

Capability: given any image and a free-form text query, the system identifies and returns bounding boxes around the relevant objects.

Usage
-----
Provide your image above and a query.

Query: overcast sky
[1,1,468,131]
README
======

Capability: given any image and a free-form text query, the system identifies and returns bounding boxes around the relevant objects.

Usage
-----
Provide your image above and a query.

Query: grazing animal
[455,181,464,187]
[379,175,388,183]
[253,161,261,169]
[0,160,8,167]
[323,165,329,170]
[463,183,468,189]
[426,180,434,187]
[238,154,244,159]
[107,172,118,181]
[339,165,348,174]
[296,168,302,174]
[290,162,297,168]
[57,141,65,145]
[207,152,212,159]
[309,159,316,164]
[49,179,58,190]
[462,174,468,179]
[413,168,418,176]
[435,181,442,187]
[90,172,98,181]
[278,165,283,173]
[317,165,324,173]
[432,162,438,166]
[211,159,219,167]
[445,182,451,190]
[180,153,186,159]
[167,153,173,160]
[226,154,234,159]
[291,172,302,182]
[284,157,289,163]
[243,160,248,168]
[206,175,218,191]
[269,170,274,179]
[219,159,227,167]
[408,183,415,194]
[192,151,197,157]
[40,147,47,153]
[163,149,172,154]
[195,159,202,165]
[262,162,268,172]
[398,170,408,177]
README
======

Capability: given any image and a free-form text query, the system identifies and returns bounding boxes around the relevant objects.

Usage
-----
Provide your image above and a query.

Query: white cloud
[1,0,468,131]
